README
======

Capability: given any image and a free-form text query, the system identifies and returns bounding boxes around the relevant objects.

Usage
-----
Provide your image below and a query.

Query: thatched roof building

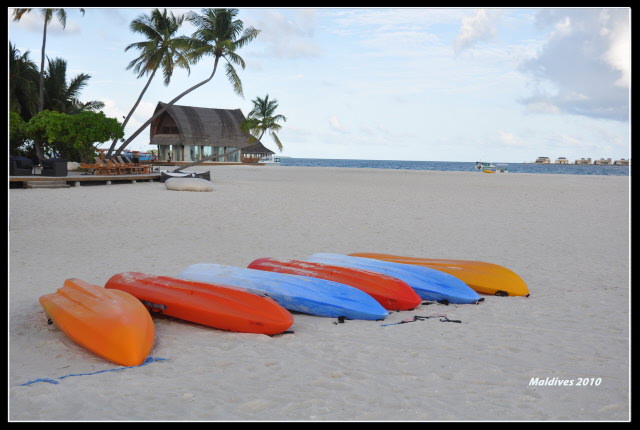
[149,102,274,162]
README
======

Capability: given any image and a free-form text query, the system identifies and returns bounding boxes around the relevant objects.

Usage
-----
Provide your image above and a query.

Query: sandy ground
[8,165,630,421]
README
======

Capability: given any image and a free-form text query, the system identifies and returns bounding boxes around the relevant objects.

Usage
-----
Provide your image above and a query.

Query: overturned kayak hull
[178,264,389,320]
[160,170,211,183]
[247,257,422,311]
[39,278,155,367]
[306,253,482,304]
[105,272,294,335]
[350,253,529,296]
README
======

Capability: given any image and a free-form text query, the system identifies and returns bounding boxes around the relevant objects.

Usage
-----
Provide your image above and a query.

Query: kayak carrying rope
[19,356,168,386]
[141,300,167,313]
[380,314,462,327]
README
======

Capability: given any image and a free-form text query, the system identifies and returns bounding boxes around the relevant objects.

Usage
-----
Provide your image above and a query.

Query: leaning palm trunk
[171,128,265,172]
[113,56,220,158]
[33,16,49,161]
[105,68,157,159]
[38,16,47,113]
[171,146,243,172]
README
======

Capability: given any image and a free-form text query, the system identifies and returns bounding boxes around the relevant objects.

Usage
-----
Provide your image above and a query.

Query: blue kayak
[306,253,481,304]
[177,263,389,320]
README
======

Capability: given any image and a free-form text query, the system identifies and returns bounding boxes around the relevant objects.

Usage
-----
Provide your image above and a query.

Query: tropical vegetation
[242,94,287,152]
[10,7,287,168]
[9,43,117,162]
[105,8,192,159]
[13,110,124,162]
[11,8,86,161]
[113,8,261,159]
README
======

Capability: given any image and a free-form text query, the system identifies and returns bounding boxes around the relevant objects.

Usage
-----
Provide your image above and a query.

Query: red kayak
[105,272,294,335]
[247,258,422,311]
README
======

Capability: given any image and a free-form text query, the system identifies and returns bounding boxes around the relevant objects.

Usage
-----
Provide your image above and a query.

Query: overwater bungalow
[594,158,612,165]
[575,158,591,165]
[535,156,551,164]
[555,157,568,164]
[148,102,275,163]
[613,158,630,166]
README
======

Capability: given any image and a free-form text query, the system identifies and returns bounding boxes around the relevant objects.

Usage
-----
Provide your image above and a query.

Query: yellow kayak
[39,278,155,366]
[349,253,529,296]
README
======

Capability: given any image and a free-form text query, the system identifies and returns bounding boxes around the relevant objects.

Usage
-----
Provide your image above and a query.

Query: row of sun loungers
[79,156,154,176]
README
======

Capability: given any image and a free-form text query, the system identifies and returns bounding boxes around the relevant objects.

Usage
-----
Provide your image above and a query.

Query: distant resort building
[575,158,591,165]
[149,102,274,162]
[594,158,612,165]
[534,156,629,166]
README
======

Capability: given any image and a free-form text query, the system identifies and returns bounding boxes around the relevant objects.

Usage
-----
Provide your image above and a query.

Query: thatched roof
[243,141,274,155]
[150,102,271,152]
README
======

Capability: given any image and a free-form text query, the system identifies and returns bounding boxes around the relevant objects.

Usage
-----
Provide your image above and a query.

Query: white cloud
[524,101,560,114]
[600,10,630,88]
[551,16,572,38]
[10,8,84,35]
[497,131,525,147]
[518,8,630,121]
[247,9,321,59]
[454,9,499,53]
[328,115,350,133]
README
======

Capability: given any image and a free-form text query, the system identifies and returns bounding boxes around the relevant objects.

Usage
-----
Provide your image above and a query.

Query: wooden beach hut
[149,102,274,162]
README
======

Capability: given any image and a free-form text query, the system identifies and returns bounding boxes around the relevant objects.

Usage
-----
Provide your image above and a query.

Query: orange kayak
[105,272,294,335]
[349,253,529,296]
[39,279,155,367]
[247,258,422,311]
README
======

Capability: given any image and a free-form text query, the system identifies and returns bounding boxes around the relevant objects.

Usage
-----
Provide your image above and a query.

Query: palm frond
[271,132,284,152]
[224,62,243,97]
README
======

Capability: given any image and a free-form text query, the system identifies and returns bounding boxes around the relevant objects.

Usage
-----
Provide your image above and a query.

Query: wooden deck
[9,161,265,189]
[9,172,161,188]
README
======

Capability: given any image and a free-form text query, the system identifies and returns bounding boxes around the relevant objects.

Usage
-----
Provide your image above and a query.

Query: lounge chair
[106,158,128,174]
[94,157,117,175]
[79,162,100,174]
[117,156,144,174]
[122,155,152,174]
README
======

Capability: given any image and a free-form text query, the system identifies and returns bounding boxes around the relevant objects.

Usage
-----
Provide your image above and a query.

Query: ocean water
[279,158,630,176]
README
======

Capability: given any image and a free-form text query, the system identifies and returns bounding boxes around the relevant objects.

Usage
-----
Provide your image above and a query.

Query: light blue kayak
[177,263,389,320]
[306,253,482,304]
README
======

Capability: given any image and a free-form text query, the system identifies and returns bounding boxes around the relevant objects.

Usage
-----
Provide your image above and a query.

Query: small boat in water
[160,170,211,183]
[475,162,508,173]
[475,161,496,173]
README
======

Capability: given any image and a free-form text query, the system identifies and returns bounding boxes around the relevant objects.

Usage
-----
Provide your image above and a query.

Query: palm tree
[242,94,287,152]
[113,8,260,159]
[9,43,39,120]
[12,8,85,112]
[12,8,85,160]
[105,8,191,159]
[42,57,104,114]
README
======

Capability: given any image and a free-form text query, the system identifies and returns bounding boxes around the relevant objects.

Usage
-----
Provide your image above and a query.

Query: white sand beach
[8,165,630,421]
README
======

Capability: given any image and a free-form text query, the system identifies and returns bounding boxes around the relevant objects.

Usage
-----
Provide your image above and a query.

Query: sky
[8,7,631,163]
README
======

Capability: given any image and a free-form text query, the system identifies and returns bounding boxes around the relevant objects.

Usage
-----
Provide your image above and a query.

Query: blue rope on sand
[19,356,168,386]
